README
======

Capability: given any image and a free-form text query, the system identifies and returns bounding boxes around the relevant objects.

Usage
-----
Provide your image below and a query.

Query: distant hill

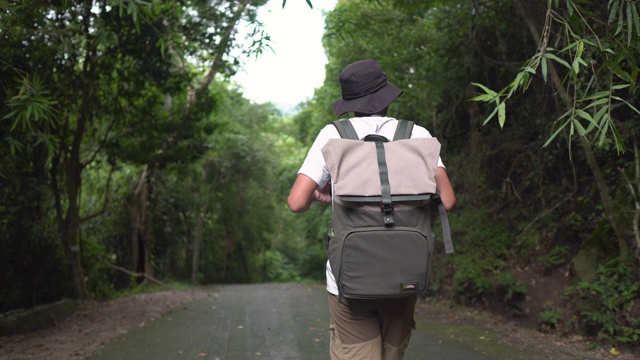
[273,102,300,116]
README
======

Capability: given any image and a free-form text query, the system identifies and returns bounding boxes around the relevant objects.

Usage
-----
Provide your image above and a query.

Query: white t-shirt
[297,116,445,295]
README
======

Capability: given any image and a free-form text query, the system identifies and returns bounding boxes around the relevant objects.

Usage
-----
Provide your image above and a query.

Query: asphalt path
[90,283,515,360]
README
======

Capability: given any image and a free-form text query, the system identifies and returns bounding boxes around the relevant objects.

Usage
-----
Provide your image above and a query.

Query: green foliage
[322,0,471,132]
[497,272,528,302]
[0,0,279,305]
[256,250,301,282]
[297,241,327,281]
[81,238,116,301]
[471,1,640,154]
[111,281,197,300]
[1,6,638,355]
[3,75,58,156]
[305,0,640,345]
[539,245,570,270]
[569,259,640,345]
[0,139,72,311]
[538,301,563,331]
[451,256,495,305]
[441,208,517,304]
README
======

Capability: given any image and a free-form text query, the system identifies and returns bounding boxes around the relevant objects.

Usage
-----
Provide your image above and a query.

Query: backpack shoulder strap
[333,119,413,140]
[436,199,454,254]
[392,120,414,140]
[332,119,358,139]
[429,193,454,254]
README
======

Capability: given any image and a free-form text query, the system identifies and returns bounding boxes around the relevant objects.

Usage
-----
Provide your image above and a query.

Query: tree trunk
[188,1,249,107]
[579,137,629,258]
[128,167,150,280]
[222,227,235,282]
[191,212,204,284]
[58,0,96,300]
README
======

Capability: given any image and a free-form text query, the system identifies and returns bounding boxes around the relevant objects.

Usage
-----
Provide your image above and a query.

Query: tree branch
[101,260,166,287]
[188,1,250,107]
[80,164,115,223]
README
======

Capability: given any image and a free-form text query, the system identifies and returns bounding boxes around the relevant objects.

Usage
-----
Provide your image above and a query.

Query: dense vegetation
[2,0,639,349]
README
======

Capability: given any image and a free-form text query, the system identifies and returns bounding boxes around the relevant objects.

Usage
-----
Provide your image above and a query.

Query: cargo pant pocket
[329,324,344,360]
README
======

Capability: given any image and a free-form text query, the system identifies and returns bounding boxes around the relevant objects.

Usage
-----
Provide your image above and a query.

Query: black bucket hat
[333,59,403,117]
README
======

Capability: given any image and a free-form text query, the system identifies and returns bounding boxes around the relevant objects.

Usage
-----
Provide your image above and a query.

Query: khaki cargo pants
[328,293,416,360]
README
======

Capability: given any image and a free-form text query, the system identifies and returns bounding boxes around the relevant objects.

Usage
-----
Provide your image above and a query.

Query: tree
[471,1,640,259]
[1,0,270,300]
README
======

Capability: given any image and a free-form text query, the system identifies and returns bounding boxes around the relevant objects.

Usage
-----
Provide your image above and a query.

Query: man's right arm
[287,174,332,213]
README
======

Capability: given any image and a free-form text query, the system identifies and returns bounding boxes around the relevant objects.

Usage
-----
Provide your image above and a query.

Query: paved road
[91,283,537,360]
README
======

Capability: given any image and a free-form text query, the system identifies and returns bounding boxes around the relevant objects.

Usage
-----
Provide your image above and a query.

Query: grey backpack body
[322,119,453,301]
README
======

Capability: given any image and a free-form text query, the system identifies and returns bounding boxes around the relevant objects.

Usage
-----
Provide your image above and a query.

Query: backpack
[322,119,454,302]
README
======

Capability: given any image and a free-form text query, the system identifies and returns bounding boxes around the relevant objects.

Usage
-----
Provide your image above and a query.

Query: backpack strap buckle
[381,203,394,226]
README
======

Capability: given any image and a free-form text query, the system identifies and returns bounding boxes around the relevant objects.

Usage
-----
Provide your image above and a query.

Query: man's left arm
[435,167,456,210]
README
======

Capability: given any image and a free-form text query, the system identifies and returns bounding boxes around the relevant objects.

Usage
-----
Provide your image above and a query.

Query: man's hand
[314,189,332,203]
[288,175,331,212]
[314,182,332,203]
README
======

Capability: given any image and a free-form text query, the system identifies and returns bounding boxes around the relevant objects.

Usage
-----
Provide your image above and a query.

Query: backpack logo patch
[401,282,419,291]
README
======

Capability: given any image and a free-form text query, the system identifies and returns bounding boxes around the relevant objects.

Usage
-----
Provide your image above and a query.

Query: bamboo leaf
[599,112,610,128]
[611,122,626,153]
[572,117,587,136]
[577,40,584,57]
[559,41,578,53]
[470,94,495,102]
[558,108,573,121]
[583,97,609,110]
[541,57,548,82]
[611,84,630,90]
[582,91,610,101]
[632,4,640,37]
[593,105,609,123]
[572,59,580,74]
[472,83,498,98]
[612,96,640,115]
[598,113,612,143]
[609,0,620,24]
[498,102,506,128]
[575,109,593,123]
[588,106,608,133]
[543,53,572,70]
[606,60,633,81]
[542,120,570,148]
[627,2,633,45]
[598,116,609,146]
[566,0,574,16]
[617,3,625,35]
[482,105,501,126]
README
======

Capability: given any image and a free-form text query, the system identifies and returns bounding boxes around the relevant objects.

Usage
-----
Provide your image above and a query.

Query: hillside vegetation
[1,0,639,350]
